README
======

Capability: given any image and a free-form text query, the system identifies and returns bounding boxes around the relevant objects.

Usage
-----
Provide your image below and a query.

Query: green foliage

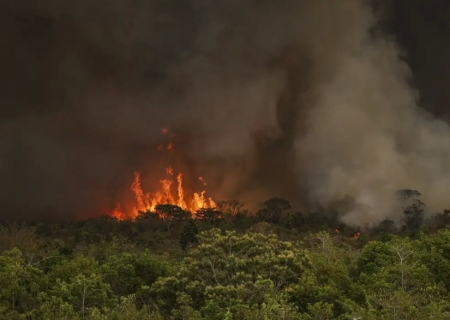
[101,250,170,305]
[0,248,47,318]
[2,203,450,319]
[152,228,308,318]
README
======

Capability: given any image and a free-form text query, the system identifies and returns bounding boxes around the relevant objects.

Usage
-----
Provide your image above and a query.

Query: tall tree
[395,189,425,234]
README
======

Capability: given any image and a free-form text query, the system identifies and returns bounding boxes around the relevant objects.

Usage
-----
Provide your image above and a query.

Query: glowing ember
[109,128,216,220]
[199,176,207,186]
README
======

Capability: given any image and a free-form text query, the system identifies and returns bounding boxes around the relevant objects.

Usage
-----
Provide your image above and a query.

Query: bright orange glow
[353,232,361,240]
[111,203,126,220]
[109,128,216,220]
[119,170,215,220]
[177,173,187,209]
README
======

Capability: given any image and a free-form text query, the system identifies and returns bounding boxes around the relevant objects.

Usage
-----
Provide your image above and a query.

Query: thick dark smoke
[1,0,449,222]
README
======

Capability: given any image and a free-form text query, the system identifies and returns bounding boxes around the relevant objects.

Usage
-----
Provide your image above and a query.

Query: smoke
[292,2,450,224]
[1,0,449,222]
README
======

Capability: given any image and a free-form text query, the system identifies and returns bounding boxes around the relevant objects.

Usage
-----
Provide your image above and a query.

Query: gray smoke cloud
[1,0,449,222]
[292,1,450,224]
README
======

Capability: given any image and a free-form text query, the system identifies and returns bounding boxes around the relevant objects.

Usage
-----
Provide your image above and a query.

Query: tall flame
[121,170,215,220]
[177,173,187,209]
[109,127,216,220]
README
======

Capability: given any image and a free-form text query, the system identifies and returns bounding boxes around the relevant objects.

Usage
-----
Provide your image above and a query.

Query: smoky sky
[378,0,450,120]
[1,0,450,222]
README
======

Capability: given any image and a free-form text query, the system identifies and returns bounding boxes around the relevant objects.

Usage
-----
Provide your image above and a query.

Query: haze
[1,0,449,222]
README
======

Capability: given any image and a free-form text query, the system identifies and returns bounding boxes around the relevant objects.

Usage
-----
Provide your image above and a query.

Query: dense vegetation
[2,195,450,320]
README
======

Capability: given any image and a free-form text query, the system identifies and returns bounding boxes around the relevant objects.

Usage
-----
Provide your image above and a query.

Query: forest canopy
[1,196,450,319]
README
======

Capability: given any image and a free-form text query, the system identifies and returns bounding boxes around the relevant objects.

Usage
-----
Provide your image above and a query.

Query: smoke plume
[1,0,449,223]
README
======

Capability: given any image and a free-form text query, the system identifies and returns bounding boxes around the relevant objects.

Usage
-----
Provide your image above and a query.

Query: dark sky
[0,0,449,221]
[381,0,450,119]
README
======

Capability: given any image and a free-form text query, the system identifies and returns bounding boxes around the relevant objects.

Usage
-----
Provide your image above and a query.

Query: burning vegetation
[109,128,216,220]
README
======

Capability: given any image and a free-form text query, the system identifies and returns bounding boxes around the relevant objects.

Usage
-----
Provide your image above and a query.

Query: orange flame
[353,232,361,240]
[120,170,215,220]
[110,128,216,220]
[111,203,126,220]
[177,173,187,209]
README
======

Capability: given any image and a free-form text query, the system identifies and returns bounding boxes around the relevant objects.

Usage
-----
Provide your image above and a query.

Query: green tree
[101,251,170,306]
[50,273,115,319]
[292,232,366,318]
[152,229,309,318]
[0,248,47,319]
[358,236,449,319]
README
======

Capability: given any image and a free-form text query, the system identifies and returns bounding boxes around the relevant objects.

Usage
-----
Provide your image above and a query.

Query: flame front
[110,127,216,220]
[122,169,215,220]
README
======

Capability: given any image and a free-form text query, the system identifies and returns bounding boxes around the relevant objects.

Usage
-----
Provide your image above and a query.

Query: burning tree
[195,208,223,226]
[109,128,216,221]
[155,204,191,231]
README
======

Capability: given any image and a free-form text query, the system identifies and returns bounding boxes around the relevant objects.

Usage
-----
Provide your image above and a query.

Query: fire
[177,173,187,209]
[111,203,126,220]
[353,232,361,240]
[109,128,216,220]
[123,170,215,220]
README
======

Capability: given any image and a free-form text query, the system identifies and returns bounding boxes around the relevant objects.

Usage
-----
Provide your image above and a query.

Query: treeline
[1,196,450,319]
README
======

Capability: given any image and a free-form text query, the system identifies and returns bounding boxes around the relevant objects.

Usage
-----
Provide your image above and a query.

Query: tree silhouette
[256,197,291,224]
[179,219,199,251]
[395,189,425,234]
[195,208,223,226]
[155,204,191,231]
